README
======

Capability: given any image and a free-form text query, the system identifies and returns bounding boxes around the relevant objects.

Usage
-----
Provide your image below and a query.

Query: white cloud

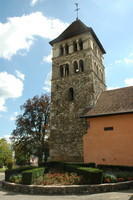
[15,70,25,81]
[0,12,68,59]
[43,51,52,63]
[0,72,24,112]
[10,112,18,121]
[124,78,133,86]
[114,52,133,65]
[124,58,133,64]
[43,72,51,93]
[31,0,39,6]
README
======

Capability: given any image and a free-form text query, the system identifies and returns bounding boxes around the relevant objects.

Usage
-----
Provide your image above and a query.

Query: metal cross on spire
[75,3,80,20]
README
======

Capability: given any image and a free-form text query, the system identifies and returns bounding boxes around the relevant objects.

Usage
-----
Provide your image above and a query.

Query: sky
[0,0,133,139]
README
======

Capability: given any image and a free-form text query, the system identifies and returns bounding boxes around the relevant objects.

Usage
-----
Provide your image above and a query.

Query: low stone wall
[2,181,133,195]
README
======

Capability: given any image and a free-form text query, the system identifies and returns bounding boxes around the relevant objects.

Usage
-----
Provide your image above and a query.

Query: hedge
[9,174,22,184]
[97,164,133,171]
[45,161,96,170]
[5,166,37,182]
[65,166,103,184]
[22,167,45,185]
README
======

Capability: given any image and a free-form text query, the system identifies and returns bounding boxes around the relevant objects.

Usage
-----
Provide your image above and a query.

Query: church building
[49,18,133,165]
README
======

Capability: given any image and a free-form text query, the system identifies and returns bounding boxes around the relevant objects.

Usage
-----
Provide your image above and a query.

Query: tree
[0,138,12,167]
[11,94,50,165]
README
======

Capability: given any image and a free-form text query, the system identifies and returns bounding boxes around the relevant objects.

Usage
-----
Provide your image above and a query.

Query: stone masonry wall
[49,32,106,162]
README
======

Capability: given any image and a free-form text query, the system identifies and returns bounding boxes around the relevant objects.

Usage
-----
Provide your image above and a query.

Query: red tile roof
[83,86,133,118]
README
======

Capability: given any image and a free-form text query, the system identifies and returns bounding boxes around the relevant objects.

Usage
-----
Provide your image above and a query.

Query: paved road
[0,173,133,200]
[0,189,132,200]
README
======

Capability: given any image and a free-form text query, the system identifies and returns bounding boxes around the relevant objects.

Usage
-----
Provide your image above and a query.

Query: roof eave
[89,28,106,54]
[49,30,89,46]
[81,110,133,119]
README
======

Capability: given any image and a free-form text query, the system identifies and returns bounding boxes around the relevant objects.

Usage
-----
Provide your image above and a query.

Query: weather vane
[75,3,80,20]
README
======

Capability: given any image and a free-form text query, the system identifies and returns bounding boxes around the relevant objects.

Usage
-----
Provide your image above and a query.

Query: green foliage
[66,162,96,168]
[113,171,133,181]
[0,167,6,172]
[6,160,13,170]
[11,94,50,164]
[9,174,22,184]
[103,173,117,183]
[0,138,13,168]
[5,166,36,181]
[22,167,45,185]
[15,149,30,166]
[45,162,103,185]
[74,167,103,184]
[97,164,133,171]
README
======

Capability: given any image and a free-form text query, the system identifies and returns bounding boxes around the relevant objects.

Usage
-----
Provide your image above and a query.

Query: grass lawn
[0,167,6,172]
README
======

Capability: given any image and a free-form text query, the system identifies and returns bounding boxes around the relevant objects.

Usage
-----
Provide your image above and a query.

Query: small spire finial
[75,3,80,20]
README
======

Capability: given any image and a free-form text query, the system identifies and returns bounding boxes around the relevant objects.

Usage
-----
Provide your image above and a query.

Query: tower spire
[75,3,80,20]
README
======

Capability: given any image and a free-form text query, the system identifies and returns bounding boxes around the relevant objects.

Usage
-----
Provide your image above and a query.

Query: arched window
[73,41,77,52]
[65,64,69,77]
[60,65,64,77]
[69,88,74,101]
[79,60,84,72]
[65,44,69,55]
[79,39,83,50]
[60,45,63,56]
[73,61,79,73]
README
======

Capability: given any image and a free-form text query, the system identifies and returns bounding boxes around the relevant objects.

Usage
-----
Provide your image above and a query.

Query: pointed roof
[49,19,106,54]
[82,86,133,118]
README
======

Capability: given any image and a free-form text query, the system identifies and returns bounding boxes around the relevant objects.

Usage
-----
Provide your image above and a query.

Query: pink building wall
[83,113,133,166]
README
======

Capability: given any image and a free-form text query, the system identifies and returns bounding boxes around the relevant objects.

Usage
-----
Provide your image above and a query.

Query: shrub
[103,173,117,183]
[97,164,133,172]
[103,171,133,183]
[77,167,103,184]
[5,166,36,181]
[62,165,103,184]
[45,161,96,170]
[22,167,45,185]
[9,174,22,184]
[114,171,133,181]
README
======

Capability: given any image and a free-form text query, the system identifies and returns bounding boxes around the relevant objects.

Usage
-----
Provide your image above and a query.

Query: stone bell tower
[49,19,106,162]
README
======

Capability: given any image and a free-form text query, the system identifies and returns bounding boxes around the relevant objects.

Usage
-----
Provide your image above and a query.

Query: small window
[79,39,83,50]
[73,61,79,73]
[79,60,84,72]
[60,65,63,77]
[104,127,114,131]
[65,64,69,77]
[73,41,77,52]
[69,88,74,101]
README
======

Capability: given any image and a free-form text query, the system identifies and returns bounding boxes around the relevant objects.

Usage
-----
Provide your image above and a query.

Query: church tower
[49,19,106,162]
